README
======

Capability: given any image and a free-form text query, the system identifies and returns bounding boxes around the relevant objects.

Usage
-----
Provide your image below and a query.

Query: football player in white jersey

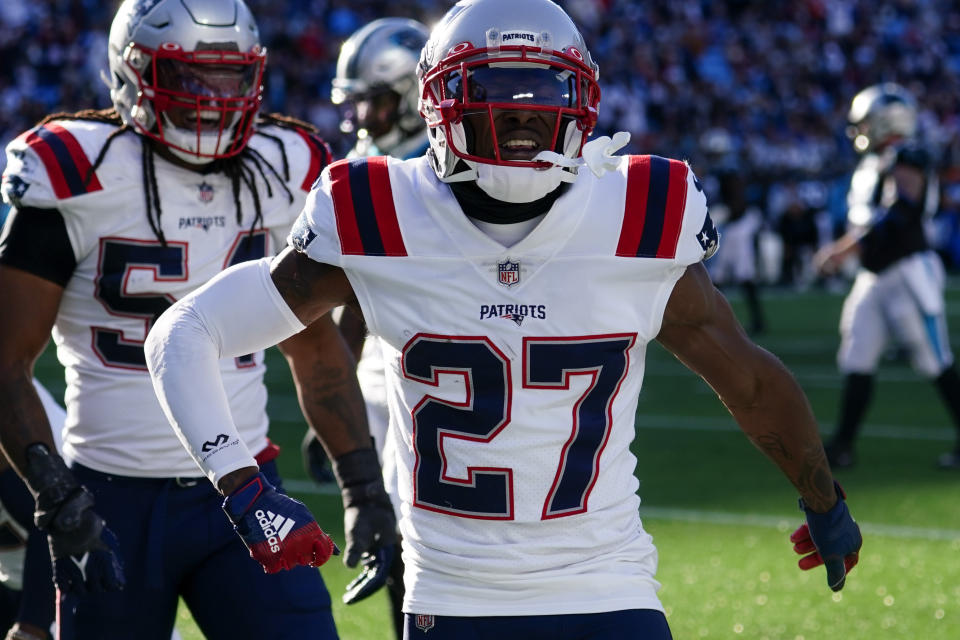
[146,0,862,638]
[0,0,394,638]
[815,83,960,469]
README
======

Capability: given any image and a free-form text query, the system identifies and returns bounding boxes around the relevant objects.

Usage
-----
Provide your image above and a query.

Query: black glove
[332,448,396,604]
[24,444,125,594]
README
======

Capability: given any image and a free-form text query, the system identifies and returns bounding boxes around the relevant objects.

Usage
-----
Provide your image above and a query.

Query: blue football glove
[223,472,338,573]
[24,444,125,594]
[332,449,397,604]
[791,482,862,592]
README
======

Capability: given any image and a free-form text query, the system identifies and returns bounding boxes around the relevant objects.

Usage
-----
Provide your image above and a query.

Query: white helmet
[417,0,600,202]
[331,18,429,156]
[847,83,918,154]
[106,0,266,164]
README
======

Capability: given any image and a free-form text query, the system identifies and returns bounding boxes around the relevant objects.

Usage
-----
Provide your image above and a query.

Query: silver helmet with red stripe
[106,0,266,164]
[417,0,600,202]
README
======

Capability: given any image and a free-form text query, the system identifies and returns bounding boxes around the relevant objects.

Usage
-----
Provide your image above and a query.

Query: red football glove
[223,473,338,573]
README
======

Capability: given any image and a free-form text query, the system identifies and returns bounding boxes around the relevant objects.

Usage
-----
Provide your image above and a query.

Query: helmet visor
[444,65,582,107]
[155,57,261,100]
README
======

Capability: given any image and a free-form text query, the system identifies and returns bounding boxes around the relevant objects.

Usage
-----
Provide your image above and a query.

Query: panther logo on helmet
[330,18,430,157]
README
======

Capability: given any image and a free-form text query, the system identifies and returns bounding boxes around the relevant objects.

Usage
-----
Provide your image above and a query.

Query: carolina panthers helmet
[417,0,600,199]
[847,83,918,153]
[331,18,429,155]
[106,0,266,164]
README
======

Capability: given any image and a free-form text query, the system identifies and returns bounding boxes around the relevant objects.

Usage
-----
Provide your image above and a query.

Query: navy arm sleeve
[0,206,77,287]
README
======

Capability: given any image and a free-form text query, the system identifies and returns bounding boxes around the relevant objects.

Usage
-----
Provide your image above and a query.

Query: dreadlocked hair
[42,109,317,247]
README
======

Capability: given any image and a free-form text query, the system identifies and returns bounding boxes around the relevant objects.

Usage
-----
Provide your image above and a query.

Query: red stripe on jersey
[296,128,330,192]
[22,129,72,200]
[329,159,364,254]
[366,157,407,256]
[44,122,103,193]
[615,155,651,257]
[655,160,689,259]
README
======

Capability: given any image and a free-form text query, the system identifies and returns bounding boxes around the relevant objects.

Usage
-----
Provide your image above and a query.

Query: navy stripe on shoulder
[347,159,386,256]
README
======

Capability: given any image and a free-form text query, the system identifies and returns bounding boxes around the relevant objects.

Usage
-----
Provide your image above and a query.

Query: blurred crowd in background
[2,0,960,283]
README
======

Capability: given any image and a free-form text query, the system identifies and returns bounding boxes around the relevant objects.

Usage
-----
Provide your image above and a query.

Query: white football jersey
[2,117,327,477]
[292,155,716,616]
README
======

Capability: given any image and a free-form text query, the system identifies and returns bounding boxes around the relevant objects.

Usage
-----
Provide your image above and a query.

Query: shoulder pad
[325,157,406,257]
[2,120,115,208]
[615,155,715,264]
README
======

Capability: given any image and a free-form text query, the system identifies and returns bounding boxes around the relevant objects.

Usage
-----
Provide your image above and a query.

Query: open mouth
[195,110,226,131]
[498,136,545,161]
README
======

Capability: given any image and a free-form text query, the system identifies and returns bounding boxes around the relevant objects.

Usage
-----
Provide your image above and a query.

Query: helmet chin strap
[534,131,631,178]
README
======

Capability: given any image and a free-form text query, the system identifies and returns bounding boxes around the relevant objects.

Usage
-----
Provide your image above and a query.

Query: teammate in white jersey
[0,0,394,638]
[146,1,862,638]
[815,83,960,469]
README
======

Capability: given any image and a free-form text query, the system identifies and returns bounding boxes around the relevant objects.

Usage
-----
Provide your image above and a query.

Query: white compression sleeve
[145,258,306,486]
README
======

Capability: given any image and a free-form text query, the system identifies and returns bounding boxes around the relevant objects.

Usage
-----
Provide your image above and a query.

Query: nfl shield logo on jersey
[197,181,215,204]
[497,259,520,287]
[415,614,435,633]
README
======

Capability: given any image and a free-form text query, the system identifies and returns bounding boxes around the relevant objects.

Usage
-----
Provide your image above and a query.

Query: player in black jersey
[815,83,960,469]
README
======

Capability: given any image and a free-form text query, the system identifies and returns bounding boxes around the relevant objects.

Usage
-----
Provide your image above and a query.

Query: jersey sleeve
[0,206,77,286]
[615,155,717,266]
[3,133,59,210]
[675,166,719,265]
[288,157,407,264]
[2,122,104,210]
[287,164,345,267]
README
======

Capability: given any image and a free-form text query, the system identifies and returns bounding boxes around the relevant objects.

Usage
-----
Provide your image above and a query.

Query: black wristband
[23,443,77,502]
[331,448,382,489]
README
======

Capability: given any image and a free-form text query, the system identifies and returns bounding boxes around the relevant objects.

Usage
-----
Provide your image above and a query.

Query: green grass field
[34,280,960,639]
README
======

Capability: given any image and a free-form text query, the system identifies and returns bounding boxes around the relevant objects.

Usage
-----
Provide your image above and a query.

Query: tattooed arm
[273,249,397,576]
[656,263,837,511]
[278,312,370,458]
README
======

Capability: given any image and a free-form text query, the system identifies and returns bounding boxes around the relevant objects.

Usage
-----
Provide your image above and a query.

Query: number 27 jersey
[293,155,716,616]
